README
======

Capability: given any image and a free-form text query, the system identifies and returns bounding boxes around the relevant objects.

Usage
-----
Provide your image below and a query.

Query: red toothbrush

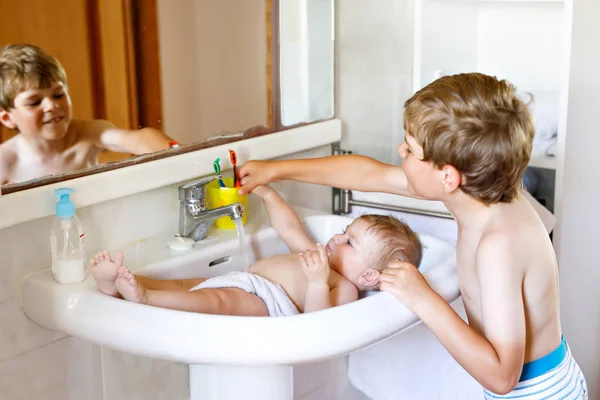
[229,149,241,188]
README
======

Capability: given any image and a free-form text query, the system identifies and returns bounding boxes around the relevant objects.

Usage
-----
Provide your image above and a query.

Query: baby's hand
[238,160,278,195]
[379,260,433,312]
[250,184,274,199]
[299,244,330,285]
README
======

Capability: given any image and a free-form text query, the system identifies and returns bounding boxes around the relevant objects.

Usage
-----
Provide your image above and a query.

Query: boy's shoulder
[474,199,553,275]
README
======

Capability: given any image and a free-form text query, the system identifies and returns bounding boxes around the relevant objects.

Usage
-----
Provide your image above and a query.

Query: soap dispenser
[50,188,87,283]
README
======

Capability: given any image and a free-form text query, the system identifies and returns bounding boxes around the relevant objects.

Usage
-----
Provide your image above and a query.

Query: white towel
[189,271,299,317]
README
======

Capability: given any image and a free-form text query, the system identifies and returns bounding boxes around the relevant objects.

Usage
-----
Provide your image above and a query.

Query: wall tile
[0,299,66,362]
[0,337,102,400]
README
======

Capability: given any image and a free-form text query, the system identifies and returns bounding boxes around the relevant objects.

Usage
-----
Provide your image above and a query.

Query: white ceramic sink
[22,212,458,400]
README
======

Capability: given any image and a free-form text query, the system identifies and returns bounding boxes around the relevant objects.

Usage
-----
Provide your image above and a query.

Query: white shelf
[529,155,557,170]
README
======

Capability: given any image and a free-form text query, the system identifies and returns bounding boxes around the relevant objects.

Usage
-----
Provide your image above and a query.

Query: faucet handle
[178,174,221,202]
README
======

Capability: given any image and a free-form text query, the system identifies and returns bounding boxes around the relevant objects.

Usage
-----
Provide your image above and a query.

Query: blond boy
[91,185,422,316]
[237,74,588,397]
[0,44,177,185]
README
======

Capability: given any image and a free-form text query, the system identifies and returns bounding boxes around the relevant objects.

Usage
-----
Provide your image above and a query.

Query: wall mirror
[0,0,334,194]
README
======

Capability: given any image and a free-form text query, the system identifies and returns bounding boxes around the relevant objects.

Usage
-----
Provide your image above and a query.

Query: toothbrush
[229,149,241,188]
[212,158,226,188]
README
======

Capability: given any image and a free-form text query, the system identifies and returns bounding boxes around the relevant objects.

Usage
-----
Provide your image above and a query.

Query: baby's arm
[239,155,411,197]
[252,185,316,253]
[300,244,358,313]
[402,233,526,393]
[85,120,174,155]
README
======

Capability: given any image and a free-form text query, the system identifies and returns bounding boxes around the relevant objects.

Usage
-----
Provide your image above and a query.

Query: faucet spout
[180,202,244,241]
[178,175,245,241]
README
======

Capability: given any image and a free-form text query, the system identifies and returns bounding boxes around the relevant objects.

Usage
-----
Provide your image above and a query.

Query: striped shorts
[484,337,587,399]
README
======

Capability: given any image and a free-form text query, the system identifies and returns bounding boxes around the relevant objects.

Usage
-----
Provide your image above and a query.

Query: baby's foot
[115,266,148,304]
[90,250,124,296]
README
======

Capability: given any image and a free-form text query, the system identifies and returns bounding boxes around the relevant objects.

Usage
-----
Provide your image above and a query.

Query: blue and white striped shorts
[484,337,587,399]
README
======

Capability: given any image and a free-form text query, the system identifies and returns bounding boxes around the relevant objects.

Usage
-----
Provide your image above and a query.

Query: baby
[0,44,177,185]
[91,185,422,316]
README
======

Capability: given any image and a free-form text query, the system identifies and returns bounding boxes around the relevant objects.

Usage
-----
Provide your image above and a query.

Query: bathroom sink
[22,212,458,400]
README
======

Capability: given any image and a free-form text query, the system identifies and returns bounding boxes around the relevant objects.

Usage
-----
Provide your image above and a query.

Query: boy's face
[325,218,378,286]
[397,134,443,199]
[0,81,72,141]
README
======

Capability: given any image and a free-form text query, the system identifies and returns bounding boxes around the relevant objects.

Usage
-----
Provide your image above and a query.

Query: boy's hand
[380,260,434,312]
[238,160,278,195]
[299,243,330,285]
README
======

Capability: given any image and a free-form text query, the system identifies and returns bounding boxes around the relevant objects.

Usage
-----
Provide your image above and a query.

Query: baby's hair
[0,44,68,110]
[358,214,422,270]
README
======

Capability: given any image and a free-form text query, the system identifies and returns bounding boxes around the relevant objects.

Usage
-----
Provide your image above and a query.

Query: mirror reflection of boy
[0,44,179,185]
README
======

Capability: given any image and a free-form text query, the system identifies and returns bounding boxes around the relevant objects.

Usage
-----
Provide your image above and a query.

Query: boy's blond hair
[359,214,423,270]
[404,73,535,204]
[0,44,67,110]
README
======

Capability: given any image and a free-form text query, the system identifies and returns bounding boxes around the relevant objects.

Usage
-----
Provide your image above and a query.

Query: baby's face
[325,218,377,285]
[7,81,72,140]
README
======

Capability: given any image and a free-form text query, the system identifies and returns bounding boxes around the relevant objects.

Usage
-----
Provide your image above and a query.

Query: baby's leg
[91,250,207,296]
[135,276,207,291]
[116,267,268,316]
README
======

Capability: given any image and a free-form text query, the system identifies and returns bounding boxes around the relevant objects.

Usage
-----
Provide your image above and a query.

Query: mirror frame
[1,0,335,195]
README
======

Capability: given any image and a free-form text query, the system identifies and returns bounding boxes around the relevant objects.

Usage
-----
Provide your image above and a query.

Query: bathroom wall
[554,0,600,396]
[336,0,414,165]
[0,144,367,399]
[156,0,269,144]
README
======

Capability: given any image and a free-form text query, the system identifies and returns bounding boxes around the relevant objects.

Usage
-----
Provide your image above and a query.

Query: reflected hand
[238,160,278,195]
[299,244,330,285]
[379,260,434,312]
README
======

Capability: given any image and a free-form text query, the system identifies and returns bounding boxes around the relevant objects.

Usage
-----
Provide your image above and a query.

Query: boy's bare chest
[15,142,98,182]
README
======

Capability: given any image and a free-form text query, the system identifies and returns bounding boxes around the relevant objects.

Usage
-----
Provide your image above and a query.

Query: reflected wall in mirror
[279,0,334,126]
[0,0,335,194]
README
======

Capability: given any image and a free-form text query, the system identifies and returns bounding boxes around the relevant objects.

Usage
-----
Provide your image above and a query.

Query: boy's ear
[0,108,17,129]
[358,268,380,288]
[440,165,462,193]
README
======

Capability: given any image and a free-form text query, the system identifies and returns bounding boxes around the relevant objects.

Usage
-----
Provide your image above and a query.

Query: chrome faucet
[178,175,244,241]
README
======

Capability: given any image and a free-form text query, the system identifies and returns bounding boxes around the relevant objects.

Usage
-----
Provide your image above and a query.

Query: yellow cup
[206,177,247,229]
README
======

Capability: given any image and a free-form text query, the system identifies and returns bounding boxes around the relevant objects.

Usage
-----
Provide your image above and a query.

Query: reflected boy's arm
[88,120,174,155]
[252,185,316,253]
[239,155,412,197]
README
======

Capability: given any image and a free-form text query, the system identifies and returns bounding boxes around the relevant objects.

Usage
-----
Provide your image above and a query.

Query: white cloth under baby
[189,271,299,317]
[348,298,484,399]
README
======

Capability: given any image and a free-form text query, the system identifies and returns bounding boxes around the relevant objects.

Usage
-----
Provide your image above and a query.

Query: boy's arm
[252,185,316,253]
[239,155,412,197]
[87,120,174,155]
[385,233,526,394]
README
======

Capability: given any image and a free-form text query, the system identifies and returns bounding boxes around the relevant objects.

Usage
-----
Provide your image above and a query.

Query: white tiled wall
[0,145,368,400]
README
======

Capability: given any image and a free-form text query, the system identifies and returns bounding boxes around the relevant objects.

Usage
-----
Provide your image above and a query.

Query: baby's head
[0,44,71,138]
[401,72,535,204]
[325,214,422,291]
